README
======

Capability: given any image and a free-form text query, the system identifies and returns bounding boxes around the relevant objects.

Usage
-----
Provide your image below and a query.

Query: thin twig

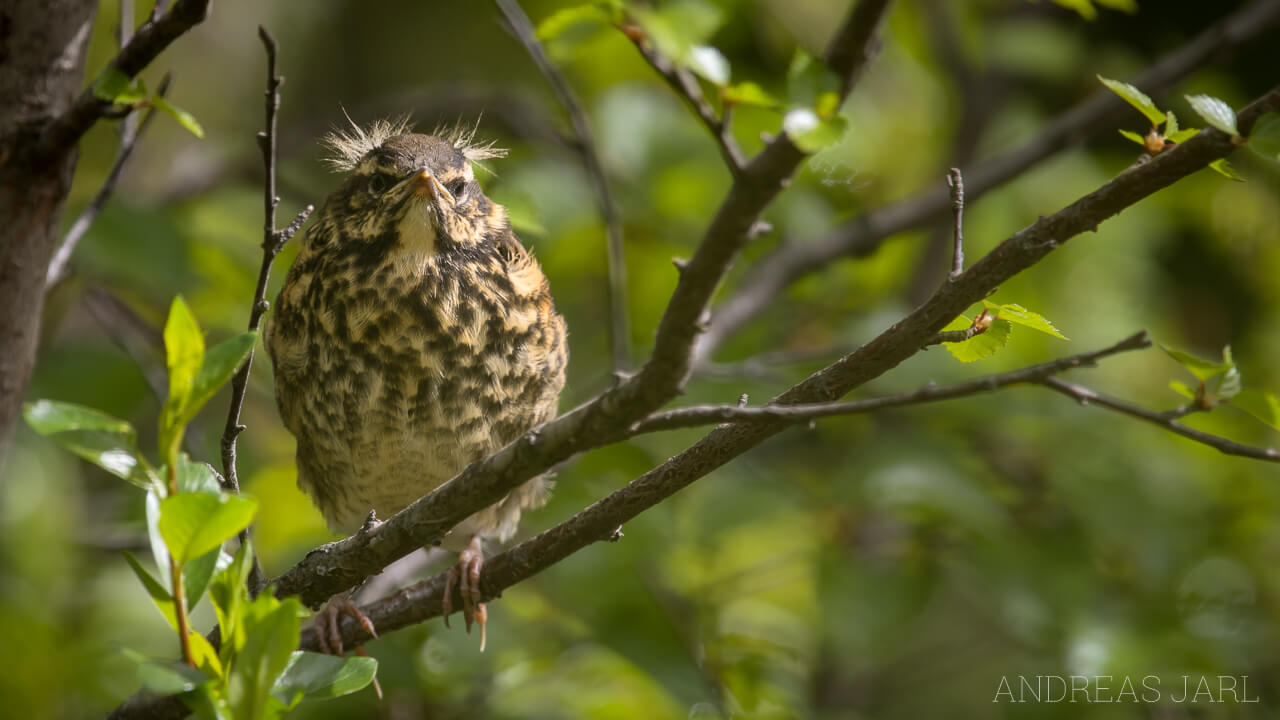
[624,29,746,173]
[219,26,313,597]
[44,0,166,290]
[495,0,631,373]
[947,167,964,278]
[631,332,1150,434]
[694,0,1280,363]
[1040,378,1280,462]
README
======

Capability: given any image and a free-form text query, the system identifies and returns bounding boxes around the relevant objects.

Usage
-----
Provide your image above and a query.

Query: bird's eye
[368,174,390,194]
[447,179,467,200]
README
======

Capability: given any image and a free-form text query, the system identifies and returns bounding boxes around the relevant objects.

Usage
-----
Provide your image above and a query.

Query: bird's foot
[442,535,488,651]
[314,589,378,657]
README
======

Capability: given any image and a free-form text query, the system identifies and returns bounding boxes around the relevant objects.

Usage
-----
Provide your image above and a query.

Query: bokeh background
[4,0,1280,717]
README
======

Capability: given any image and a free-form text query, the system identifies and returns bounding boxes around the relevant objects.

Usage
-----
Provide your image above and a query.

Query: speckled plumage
[267,129,567,553]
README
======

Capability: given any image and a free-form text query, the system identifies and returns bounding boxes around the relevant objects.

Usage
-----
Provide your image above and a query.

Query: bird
[266,117,568,654]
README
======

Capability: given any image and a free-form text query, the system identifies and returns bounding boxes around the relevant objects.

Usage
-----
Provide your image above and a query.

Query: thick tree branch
[696,0,1280,362]
[1040,378,1280,462]
[496,0,632,373]
[35,0,212,162]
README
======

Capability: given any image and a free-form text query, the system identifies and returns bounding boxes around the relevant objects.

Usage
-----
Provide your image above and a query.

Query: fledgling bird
[266,117,568,653]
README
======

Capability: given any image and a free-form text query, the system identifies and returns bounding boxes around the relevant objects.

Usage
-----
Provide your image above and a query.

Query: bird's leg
[314,587,378,656]
[442,534,488,651]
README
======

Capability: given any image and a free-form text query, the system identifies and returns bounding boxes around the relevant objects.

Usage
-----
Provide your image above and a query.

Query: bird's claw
[314,591,377,656]
[442,535,487,651]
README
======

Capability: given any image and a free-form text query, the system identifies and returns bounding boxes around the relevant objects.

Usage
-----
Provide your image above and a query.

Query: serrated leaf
[687,44,730,85]
[1186,94,1238,136]
[229,594,303,720]
[1230,389,1280,431]
[122,649,210,695]
[1118,129,1146,146]
[153,95,205,139]
[185,331,257,428]
[1247,113,1280,161]
[159,493,258,565]
[1209,158,1243,181]
[939,315,1014,362]
[1098,75,1164,126]
[1169,380,1196,400]
[782,108,847,153]
[271,652,378,706]
[123,550,178,631]
[1160,344,1233,381]
[722,82,780,109]
[983,302,1069,340]
[22,400,150,487]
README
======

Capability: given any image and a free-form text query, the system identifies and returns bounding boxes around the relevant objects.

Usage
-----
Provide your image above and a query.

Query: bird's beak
[406,169,453,204]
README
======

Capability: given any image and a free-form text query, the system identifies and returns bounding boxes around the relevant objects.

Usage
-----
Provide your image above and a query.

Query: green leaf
[687,44,730,86]
[161,297,204,462]
[722,81,780,109]
[186,332,257,427]
[146,488,173,592]
[1097,75,1165,126]
[1185,94,1238,136]
[1160,344,1233,381]
[185,547,224,614]
[1208,158,1243,181]
[210,540,254,658]
[535,4,610,41]
[939,315,1014,363]
[123,550,178,631]
[1095,0,1138,11]
[1165,111,1178,135]
[1231,389,1280,431]
[983,302,1069,340]
[92,68,147,104]
[271,652,377,706]
[182,685,234,720]
[1214,365,1242,401]
[1166,128,1199,144]
[159,493,259,565]
[782,109,847,153]
[1052,0,1097,20]
[178,456,224,495]
[122,648,210,695]
[189,629,224,679]
[229,594,304,720]
[787,50,841,110]
[1247,112,1280,160]
[631,0,723,71]
[153,95,205,139]
[22,400,150,487]
[1117,129,1146,146]
[1168,380,1196,400]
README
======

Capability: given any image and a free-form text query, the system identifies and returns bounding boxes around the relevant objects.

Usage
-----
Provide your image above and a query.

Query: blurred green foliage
[4,0,1280,718]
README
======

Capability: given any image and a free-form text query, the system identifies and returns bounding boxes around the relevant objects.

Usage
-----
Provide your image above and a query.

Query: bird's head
[312,117,509,257]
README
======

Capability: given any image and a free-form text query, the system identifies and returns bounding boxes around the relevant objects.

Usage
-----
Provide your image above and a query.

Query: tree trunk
[0,0,98,465]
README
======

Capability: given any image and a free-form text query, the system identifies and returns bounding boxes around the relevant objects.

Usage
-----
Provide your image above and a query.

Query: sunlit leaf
[123,550,178,631]
[161,297,204,461]
[92,68,147,104]
[1231,389,1280,431]
[22,400,150,487]
[722,82,780,109]
[185,331,257,428]
[631,0,723,71]
[210,540,254,658]
[535,4,610,41]
[159,493,258,565]
[1095,0,1138,11]
[687,45,730,86]
[1168,380,1196,400]
[1166,128,1199,144]
[1164,111,1178,135]
[1052,0,1097,20]
[229,594,303,720]
[189,629,224,679]
[1117,129,1146,146]
[782,109,847,153]
[1248,113,1280,160]
[1160,344,1233,381]
[1098,75,1164,126]
[153,95,206,139]
[1186,94,1238,136]
[184,547,224,614]
[1208,158,1243,181]
[271,652,378,706]
[939,315,1013,362]
[1214,365,1242,401]
[983,302,1069,340]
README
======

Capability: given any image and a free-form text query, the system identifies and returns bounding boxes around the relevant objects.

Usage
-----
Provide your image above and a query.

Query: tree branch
[946,167,964,279]
[35,0,212,162]
[695,0,1280,362]
[495,0,632,374]
[1039,377,1280,462]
